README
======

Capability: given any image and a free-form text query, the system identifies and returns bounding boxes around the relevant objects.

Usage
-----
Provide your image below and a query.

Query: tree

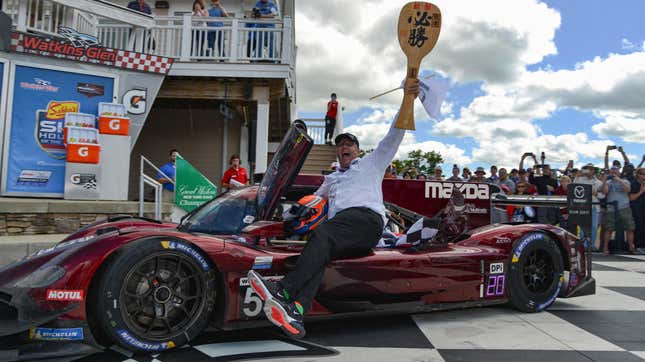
[392,149,443,176]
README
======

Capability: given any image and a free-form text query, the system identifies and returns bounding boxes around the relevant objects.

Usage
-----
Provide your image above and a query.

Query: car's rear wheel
[507,232,564,312]
[93,238,216,352]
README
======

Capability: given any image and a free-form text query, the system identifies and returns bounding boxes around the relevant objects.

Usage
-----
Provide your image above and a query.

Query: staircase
[300,145,337,175]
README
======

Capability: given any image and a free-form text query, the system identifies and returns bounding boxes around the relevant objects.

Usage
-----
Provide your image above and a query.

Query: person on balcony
[207,0,229,58]
[247,0,279,60]
[127,0,152,15]
[324,93,338,145]
[192,0,209,57]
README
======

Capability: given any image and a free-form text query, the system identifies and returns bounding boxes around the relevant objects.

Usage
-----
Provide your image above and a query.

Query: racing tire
[92,238,216,353]
[507,232,564,313]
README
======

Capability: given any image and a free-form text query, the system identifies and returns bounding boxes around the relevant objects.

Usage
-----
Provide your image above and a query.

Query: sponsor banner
[123,88,147,115]
[11,31,173,75]
[46,289,84,301]
[174,155,217,212]
[4,65,113,196]
[30,327,84,341]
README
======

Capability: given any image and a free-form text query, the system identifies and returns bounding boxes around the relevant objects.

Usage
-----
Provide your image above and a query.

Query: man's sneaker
[248,271,306,338]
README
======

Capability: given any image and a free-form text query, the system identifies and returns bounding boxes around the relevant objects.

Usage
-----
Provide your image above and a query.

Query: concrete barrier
[0,234,67,267]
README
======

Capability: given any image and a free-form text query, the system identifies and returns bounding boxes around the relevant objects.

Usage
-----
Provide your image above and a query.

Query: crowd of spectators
[382,146,645,254]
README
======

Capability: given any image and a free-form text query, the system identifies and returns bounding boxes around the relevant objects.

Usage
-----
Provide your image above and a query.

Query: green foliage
[391,149,443,175]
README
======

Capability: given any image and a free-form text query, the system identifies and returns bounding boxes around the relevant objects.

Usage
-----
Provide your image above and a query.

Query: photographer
[601,166,636,254]
[246,0,279,59]
[605,145,630,171]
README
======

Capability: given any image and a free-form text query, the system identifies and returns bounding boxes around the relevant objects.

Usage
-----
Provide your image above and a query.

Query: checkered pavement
[74,253,645,362]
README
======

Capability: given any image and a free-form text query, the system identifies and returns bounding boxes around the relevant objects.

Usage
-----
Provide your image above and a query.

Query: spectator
[629,168,645,253]
[555,175,571,229]
[518,169,538,195]
[574,163,603,250]
[191,0,209,56]
[207,0,229,57]
[127,0,152,14]
[470,167,486,182]
[496,168,516,193]
[500,184,512,195]
[506,182,536,223]
[622,162,636,183]
[462,167,472,181]
[429,166,443,181]
[601,166,636,254]
[529,164,559,224]
[158,149,179,193]
[604,145,629,171]
[487,165,499,183]
[510,168,520,183]
[246,0,279,59]
[325,93,339,145]
[417,174,427,181]
[403,172,412,180]
[222,154,249,189]
[447,165,462,181]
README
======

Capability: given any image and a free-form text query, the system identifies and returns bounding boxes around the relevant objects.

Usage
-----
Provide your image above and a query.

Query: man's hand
[405,78,420,99]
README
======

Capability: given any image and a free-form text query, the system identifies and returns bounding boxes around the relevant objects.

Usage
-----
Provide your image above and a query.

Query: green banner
[174,155,217,212]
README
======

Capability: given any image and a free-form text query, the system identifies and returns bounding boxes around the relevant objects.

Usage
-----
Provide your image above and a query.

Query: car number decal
[239,275,283,319]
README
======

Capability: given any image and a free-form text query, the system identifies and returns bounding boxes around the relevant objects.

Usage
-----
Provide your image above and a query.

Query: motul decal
[46,289,84,301]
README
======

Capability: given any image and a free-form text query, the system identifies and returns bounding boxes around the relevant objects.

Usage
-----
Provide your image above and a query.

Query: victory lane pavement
[74,253,645,362]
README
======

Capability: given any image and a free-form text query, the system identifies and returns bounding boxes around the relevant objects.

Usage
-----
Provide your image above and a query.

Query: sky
[294,0,645,172]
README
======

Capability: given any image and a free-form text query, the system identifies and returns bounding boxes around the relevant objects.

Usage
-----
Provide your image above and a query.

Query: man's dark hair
[169,148,179,156]
[331,93,337,98]
[230,154,240,164]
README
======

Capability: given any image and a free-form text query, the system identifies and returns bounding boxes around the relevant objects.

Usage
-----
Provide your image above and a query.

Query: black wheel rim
[119,252,206,340]
[521,248,555,294]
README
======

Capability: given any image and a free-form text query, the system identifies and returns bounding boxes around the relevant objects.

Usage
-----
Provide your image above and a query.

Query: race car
[0,123,595,358]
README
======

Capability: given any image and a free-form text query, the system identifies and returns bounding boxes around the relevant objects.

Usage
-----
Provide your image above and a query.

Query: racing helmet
[287,195,328,234]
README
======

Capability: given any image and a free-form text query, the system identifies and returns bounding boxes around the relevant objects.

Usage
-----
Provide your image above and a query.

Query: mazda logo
[574,186,585,199]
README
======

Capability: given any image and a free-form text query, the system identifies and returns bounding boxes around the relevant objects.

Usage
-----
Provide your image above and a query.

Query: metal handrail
[139,155,174,220]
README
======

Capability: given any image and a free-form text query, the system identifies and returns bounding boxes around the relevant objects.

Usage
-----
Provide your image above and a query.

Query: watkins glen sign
[10,30,173,75]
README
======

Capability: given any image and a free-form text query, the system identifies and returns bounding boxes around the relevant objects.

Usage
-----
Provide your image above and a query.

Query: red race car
[0,124,594,357]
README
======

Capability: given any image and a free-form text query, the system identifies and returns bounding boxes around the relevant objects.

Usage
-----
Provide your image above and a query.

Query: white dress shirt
[315,114,405,221]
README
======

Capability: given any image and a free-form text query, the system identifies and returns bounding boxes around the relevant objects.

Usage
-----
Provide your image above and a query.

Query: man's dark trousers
[324,116,336,141]
[281,207,384,312]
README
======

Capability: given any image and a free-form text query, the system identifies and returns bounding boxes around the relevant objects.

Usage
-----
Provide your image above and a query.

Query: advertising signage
[2,64,115,197]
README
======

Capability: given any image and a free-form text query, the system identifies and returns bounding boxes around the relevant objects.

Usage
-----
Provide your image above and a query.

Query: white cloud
[622,38,635,50]
[592,113,645,143]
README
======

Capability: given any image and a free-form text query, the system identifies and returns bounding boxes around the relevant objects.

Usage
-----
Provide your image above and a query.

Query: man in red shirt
[221,154,249,189]
[324,93,339,145]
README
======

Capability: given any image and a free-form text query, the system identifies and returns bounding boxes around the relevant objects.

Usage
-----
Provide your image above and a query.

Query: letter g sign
[78,147,89,157]
[109,119,120,131]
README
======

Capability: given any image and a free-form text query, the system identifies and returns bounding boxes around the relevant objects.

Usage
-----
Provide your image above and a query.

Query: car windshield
[179,191,255,235]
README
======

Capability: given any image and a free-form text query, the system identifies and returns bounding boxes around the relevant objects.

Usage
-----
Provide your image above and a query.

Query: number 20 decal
[486,275,505,297]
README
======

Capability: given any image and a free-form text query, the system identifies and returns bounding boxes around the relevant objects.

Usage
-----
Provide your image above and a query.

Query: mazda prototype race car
[0,124,595,358]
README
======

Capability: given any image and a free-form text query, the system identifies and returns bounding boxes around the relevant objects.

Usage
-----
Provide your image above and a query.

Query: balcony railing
[97,15,293,64]
[3,0,295,66]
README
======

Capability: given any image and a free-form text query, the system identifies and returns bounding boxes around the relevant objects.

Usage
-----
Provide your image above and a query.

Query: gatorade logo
[78,147,89,157]
[109,119,120,131]
[46,289,84,301]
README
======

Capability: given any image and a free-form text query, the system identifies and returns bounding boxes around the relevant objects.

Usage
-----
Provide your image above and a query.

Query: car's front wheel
[507,232,564,313]
[93,238,216,352]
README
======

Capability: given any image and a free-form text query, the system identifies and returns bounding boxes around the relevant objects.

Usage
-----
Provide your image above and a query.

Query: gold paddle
[395,2,442,130]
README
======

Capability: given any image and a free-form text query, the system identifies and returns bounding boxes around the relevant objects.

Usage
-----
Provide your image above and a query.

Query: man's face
[452,168,459,176]
[491,166,497,175]
[543,166,551,176]
[231,157,240,168]
[637,169,645,183]
[170,151,178,162]
[336,139,359,168]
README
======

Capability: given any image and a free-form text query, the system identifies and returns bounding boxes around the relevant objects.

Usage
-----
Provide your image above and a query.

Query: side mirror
[241,221,285,238]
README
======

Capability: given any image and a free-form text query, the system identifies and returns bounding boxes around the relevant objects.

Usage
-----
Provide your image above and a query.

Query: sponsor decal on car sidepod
[46,289,84,301]
[29,327,84,341]
[161,241,210,271]
[511,233,544,263]
[252,256,273,270]
[117,330,175,351]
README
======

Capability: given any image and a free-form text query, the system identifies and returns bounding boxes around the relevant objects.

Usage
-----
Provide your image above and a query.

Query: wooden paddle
[396,2,442,130]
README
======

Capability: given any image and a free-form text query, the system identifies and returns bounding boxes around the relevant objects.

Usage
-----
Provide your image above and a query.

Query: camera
[607,175,614,180]
[252,7,261,18]
[608,145,618,150]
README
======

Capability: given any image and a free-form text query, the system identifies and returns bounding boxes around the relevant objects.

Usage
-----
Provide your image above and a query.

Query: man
[461,167,471,181]
[604,145,630,171]
[529,164,558,224]
[629,168,645,252]
[574,163,603,249]
[496,167,516,193]
[247,0,279,58]
[518,169,538,195]
[324,93,339,145]
[127,0,152,14]
[447,165,461,181]
[207,0,229,56]
[487,165,499,183]
[470,167,486,182]
[601,166,636,254]
[510,169,520,183]
[157,149,178,193]
[221,154,249,189]
[248,80,420,338]
[429,166,443,181]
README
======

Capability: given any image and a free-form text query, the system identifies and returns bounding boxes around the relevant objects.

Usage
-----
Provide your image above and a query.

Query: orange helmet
[287,195,328,234]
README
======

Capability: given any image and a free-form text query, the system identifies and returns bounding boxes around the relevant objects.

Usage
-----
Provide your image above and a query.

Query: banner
[4,65,114,196]
[174,155,217,212]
